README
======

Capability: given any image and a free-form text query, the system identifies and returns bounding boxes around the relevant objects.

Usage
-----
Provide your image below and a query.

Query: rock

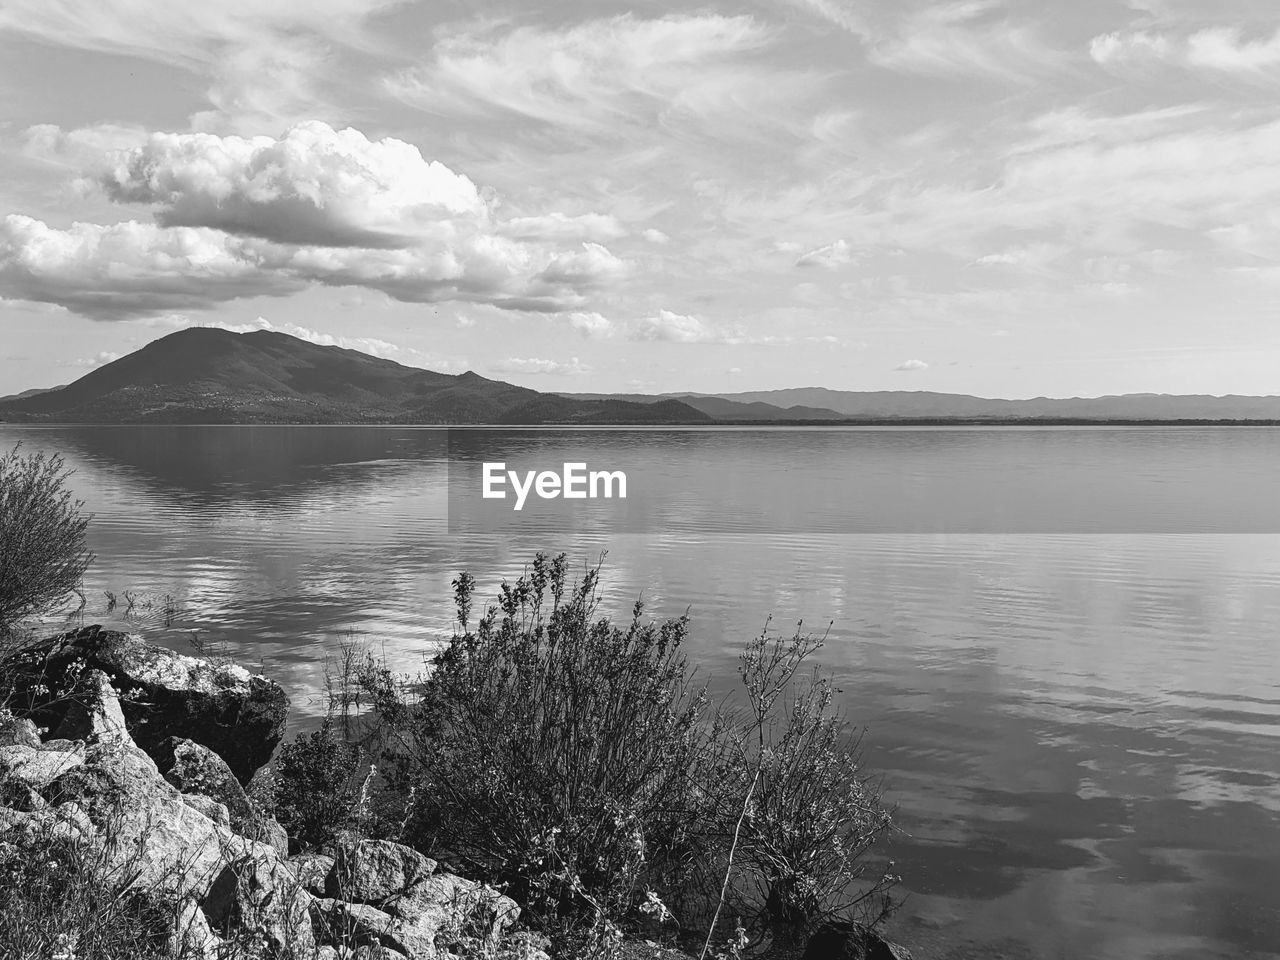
[6,625,288,783]
[156,736,254,821]
[0,715,40,748]
[290,852,336,896]
[156,735,285,850]
[328,836,438,905]
[52,669,128,743]
[203,853,316,956]
[170,899,225,960]
[182,793,232,828]
[802,923,914,960]
[386,872,520,952]
[311,898,431,958]
[0,742,84,789]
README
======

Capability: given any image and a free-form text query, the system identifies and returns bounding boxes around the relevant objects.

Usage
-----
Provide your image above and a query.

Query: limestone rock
[52,669,128,743]
[0,715,41,748]
[6,625,289,783]
[203,853,317,956]
[290,852,336,895]
[328,836,438,905]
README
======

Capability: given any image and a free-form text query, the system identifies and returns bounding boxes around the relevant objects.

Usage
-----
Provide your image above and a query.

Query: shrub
[363,554,712,938]
[359,554,900,956]
[271,719,361,853]
[697,624,899,952]
[0,444,94,636]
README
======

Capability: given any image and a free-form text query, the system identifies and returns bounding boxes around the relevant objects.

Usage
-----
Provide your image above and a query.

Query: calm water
[5,424,1280,960]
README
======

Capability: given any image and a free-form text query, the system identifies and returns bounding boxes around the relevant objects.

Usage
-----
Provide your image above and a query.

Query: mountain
[562,387,1280,422]
[0,384,66,405]
[0,329,711,425]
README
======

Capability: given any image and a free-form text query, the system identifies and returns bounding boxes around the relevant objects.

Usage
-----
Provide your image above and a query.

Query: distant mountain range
[561,388,1280,422]
[3,329,1280,424]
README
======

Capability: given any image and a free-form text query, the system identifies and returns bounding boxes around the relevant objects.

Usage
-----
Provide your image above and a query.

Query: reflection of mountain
[20,424,448,505]
[0,328,710,425]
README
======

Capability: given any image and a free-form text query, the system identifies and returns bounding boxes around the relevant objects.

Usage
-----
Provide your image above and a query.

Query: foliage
[362,553,712,941]
[357,554,900,956]
[0,444,94,635]
[270,719,361,853]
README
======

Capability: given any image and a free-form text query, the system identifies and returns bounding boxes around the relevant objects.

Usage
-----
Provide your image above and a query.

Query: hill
[0,329,710,425]
[562,388,1280,422]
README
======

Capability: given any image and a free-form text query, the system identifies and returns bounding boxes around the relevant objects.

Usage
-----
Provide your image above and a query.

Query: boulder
[5,625,288,783]
[52,669,128,743]
[169,899,225,960]
[327,835,439,906]
[203,853,316,956]
[311,898,431,959]
[155,735,286,852]
[386,872,520,952]
[0,715,41,748]
[290,852,336,896]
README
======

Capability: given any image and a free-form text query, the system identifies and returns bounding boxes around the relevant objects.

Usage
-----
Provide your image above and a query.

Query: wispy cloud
[491,356,589,375]
[1092,25,1280,81]
[869,2,1065,80]
[893,358,929,371]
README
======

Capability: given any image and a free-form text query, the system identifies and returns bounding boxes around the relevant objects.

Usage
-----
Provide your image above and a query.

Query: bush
[365,554,711,939]
[358,554,900,956]
[0,444,94,635]
[271,719,361,853]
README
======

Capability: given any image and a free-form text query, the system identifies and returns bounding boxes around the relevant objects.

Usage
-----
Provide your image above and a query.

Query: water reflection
[4,425,1280,960]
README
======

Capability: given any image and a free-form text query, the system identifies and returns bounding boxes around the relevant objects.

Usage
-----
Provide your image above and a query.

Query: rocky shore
[0,626,911,960]
[0,626,532,960]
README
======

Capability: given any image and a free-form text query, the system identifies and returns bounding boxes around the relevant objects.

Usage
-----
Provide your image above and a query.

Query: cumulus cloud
[893,359,929,371]
[643,228,670,244]
[84,122,486,247]
[1,123,634,320]
[65,350,122,368]
[491,356,589,375]
[566,311,616,338]
[630,309,722,343]
[795,239,853,268]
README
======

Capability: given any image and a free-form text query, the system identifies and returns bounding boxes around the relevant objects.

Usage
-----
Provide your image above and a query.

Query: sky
[3,0,1280,398]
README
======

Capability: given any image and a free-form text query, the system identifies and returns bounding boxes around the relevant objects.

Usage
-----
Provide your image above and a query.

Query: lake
[4,424,1279,960]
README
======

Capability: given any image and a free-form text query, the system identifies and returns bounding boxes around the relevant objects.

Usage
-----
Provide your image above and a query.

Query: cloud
[630,309,723,343]
[498,213,626,242]
[0,0,399,130]
[795,239,853,268]
[566,311,615,338]
[869,2,1063,80]
[643,228,670,244]
[2,123,635,320]
[1092,26,1280,80]
[82,122,486,247]
[64,350,121,368]
[384,14,809,139]
[893,359,929,371]
[491,356,589,375]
